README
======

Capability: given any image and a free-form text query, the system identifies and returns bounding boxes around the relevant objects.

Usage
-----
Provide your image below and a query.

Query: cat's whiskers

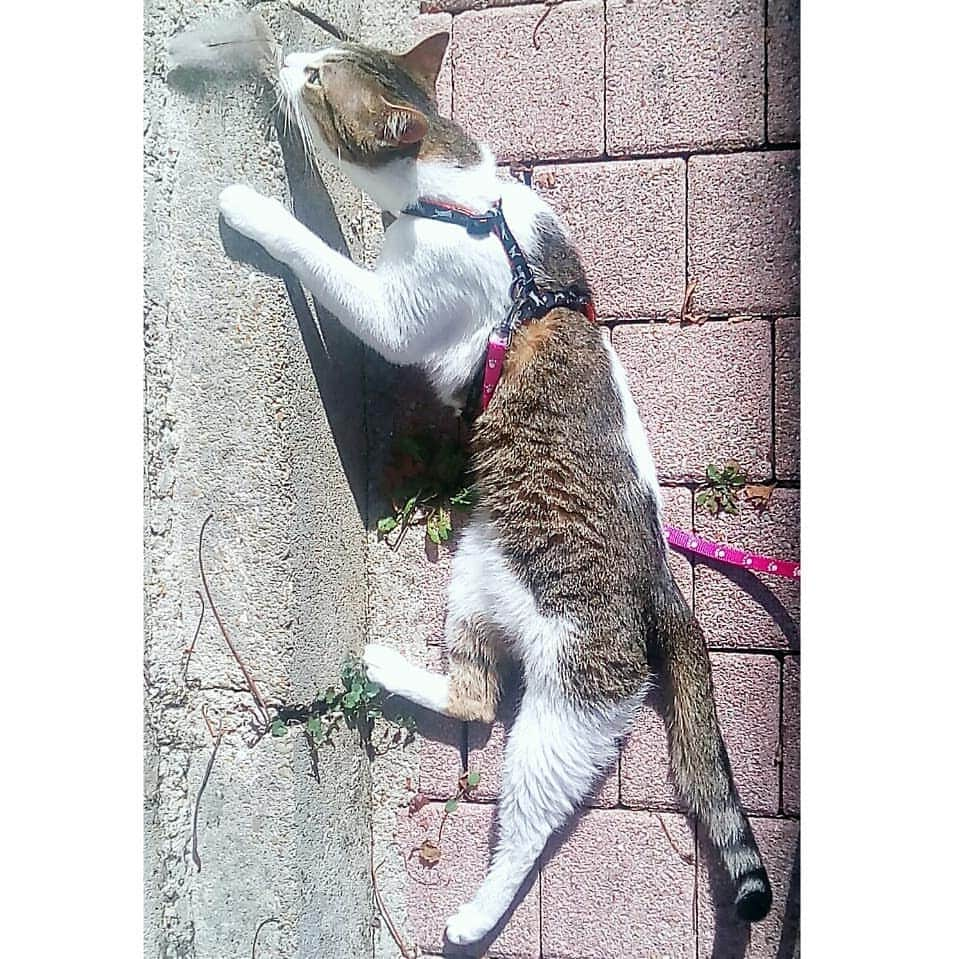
[291,95,321,177]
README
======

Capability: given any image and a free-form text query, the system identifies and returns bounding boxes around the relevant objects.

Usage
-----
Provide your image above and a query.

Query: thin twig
[532,0,565,50]
[191,729,223,871]
[182,589,205,682]
[436,808,452,844]
[306,727,322,783]
[252,917,280,959]
[655,813,695,866]
[372,861,417,959]
[198,513,271,727]
[286,2,356,43]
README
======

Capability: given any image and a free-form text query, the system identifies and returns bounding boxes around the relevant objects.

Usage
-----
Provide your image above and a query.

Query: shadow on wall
[215,106,370,523]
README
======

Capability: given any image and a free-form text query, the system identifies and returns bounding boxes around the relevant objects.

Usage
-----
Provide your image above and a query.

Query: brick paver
[782,655,800,814]
[403,801,541,956]
[606,0,765,155]
[689,151,800,316]
[541,810,696,959]
[695,488,800,650]
[767,0,801,142]
[775,317,801,479]
[452,1,605,162]
[698,817,800,958]
[711,653,781,815]
[620,683,680,812]
[612,320,773,482]
[394,3,798,955]
[533,159,686,318]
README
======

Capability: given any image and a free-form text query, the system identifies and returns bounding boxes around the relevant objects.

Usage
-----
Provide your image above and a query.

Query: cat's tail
[655,580,773,922]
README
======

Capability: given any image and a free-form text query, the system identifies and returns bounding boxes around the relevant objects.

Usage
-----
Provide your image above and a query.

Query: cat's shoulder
[499,176,556,224]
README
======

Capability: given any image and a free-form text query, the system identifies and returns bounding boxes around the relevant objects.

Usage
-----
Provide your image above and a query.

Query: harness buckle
[465,215,496,237]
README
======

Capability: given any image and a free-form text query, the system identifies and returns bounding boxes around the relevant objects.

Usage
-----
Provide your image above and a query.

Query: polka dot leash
[664,525,800,580]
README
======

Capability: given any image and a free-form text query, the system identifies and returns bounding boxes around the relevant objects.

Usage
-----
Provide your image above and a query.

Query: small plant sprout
[377,432,477,548]
[412,768,482,867]
[267,655,415,753]
[695,461,748,516]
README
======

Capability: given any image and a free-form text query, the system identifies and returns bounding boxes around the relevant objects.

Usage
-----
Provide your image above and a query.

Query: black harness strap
[402,198,594,340]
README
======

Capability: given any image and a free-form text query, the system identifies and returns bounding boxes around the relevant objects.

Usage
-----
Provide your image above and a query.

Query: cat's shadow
[217,119,373,522]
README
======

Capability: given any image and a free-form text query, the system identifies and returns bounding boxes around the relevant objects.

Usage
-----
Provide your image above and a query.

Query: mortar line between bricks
[657,479,800,490]
[693,818,700,959]
[687,480,697,622]
[604,313,800,326]
[708,647,794,658]
[528,141,799,168]
[602,0,608,157]
[777,652,785,816]
[683,157,690,305]
[538,862,544,958]
[449,7,457,123]
[444,795,798,822]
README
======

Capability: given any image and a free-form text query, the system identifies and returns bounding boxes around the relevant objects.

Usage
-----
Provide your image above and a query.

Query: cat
[218,31,773,948]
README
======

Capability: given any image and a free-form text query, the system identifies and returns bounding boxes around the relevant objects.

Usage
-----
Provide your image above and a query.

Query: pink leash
[664,525,799,580]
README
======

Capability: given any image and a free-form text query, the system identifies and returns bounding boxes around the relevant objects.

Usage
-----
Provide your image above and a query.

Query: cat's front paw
[445,901,493,946]
[218,183,289,243]
[362,643,412,692]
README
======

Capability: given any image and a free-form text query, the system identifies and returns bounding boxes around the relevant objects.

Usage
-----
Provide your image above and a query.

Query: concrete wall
[143,2,409,956]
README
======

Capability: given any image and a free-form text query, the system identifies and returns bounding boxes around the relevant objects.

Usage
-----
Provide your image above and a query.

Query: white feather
[167,13,277,76]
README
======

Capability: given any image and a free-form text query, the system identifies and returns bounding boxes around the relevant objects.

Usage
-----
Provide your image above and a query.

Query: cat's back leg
[363,520,507,722]
[444,663,645,946]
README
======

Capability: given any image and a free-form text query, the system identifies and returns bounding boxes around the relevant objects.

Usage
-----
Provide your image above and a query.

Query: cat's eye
[306,68,321,85]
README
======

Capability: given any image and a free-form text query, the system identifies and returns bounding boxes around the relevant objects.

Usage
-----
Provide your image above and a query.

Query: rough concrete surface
[144,1,395,956]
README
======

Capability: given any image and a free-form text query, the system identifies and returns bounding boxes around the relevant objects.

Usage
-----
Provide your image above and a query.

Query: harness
[402,197,596,414]
[399,198,800,582]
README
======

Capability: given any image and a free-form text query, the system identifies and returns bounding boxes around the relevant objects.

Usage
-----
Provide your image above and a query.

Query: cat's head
[278,33,478,169]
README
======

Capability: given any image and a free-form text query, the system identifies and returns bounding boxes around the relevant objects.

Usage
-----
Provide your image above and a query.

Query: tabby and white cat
[218,32,772,947]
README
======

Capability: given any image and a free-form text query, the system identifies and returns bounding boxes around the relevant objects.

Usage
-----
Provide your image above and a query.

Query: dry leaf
[418,840,441,865]
[534,170,557,189]
[680,278,697,317]
[744,483,776,511]
[408,792,430,815]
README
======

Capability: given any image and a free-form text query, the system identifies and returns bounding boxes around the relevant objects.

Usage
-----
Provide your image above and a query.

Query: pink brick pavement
[391,4,799,955]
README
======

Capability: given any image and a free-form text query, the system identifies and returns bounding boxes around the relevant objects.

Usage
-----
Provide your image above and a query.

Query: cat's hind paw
[444,902,493,946]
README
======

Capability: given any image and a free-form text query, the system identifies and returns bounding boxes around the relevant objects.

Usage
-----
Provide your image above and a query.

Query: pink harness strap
[664,524,800,580]
[480,332,510,411]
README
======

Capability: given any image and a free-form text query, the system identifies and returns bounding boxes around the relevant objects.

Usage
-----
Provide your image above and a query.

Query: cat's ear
[396,32,449,94]
[378,97,429,145]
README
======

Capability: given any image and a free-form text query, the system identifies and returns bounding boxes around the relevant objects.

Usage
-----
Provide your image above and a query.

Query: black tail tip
[735,868,772,922]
